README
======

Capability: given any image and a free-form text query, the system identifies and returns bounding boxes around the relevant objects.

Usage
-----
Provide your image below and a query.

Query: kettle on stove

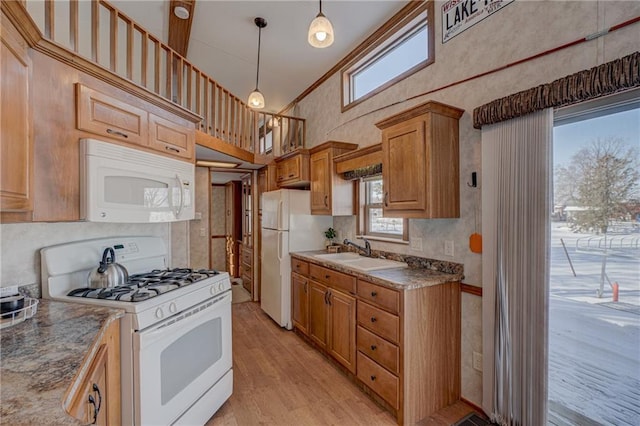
[87,247,129,289]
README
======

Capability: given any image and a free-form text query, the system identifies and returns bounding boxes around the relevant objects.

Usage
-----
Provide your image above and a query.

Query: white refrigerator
[261,189,332,329]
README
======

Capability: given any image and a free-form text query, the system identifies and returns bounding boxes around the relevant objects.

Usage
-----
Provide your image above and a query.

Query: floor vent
[453,413,495,426]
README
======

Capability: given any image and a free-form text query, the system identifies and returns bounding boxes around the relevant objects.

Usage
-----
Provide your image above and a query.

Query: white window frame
[356,176,409,243]
[341,1,434,112]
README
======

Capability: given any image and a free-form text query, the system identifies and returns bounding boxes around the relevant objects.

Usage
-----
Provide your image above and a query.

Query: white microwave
[80,138,195,223]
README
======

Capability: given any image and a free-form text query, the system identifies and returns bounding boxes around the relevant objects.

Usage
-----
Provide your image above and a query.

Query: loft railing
[21,0,304,158]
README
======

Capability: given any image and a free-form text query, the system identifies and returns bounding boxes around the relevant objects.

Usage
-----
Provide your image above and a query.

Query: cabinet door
[76,84,148,145]
[148,113,194,160]
[327,289,357,373]
[308,280,328,349]
[1,17,32,213]
[382,117,426,213]
[310,150,331,214]
[292,272,309,335]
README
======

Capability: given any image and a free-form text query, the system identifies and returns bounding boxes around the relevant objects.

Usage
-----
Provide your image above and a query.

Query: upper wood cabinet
[148,113,194,160]
[76,84,195,161]
[76,84,149,146]
[1,14,33,217]
[309,141,358,216]
[275,149,310,188]
[375,101,464,218]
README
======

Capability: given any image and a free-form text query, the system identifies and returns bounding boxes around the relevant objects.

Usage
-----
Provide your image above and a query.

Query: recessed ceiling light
[174,6,190,20]
[196,160,241,169]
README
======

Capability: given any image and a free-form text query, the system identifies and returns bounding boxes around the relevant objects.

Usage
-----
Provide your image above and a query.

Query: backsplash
[0,222,171,293]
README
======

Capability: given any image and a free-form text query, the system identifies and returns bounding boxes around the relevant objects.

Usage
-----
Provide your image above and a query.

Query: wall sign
[442,0,515,43]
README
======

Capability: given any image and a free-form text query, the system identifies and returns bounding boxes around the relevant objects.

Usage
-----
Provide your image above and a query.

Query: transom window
[358,177,408,241]
[341,2,434,111]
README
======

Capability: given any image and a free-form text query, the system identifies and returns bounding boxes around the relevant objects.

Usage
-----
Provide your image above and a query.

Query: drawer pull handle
[371,291,377,297]
[370,317,377,323]
[288,173,295,178]
[165,145,181,153]
[325,274,330,279]
[370,375,376,381]
[370,345,377,351]
[384,192,389,207]
[106,128,128,138]
[324,195,328,207]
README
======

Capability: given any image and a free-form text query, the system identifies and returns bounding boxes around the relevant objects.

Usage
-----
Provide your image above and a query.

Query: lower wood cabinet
[66,319,120,426]
[291,255,461,425]
[291,271,309,335]
[304,277,356,374]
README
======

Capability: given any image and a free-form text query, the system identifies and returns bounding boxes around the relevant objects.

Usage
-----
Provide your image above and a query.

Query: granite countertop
[0,299,124,426]
[291,250,463,290]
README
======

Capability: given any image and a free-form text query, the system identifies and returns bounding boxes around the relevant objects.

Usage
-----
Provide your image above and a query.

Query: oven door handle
[139,293,230,343]
[174,174,185,219]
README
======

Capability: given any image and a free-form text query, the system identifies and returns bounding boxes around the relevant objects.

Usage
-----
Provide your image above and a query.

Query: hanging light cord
[319,0,323,15]
[255,25,262,90]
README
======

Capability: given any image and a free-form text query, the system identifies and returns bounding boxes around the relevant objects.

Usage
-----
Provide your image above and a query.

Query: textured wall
[189,167,211,269]
[304,0,640,405]
[0,222,170,290]
[210,185,227,271]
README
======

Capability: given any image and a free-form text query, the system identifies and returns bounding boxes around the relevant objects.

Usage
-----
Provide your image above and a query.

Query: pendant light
[308,0,334,48]
[247,17,267,109]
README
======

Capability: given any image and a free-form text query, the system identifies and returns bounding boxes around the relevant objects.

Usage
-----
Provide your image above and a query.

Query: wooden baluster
[126,20,133,80]
[217,86,223,139]
[230,96,236,145]
[91,1,99,62]
[210,81,216,136]
[195,71,201,120]
[202,77,209,133]
[176,55,183,106]
[140,29,148,88]
[301,119,306,149]
[70,0,78,52]
[186,65,192,111]
[154,40,160,94]
[109,8,117,72]
[44,0,54,39]
[166,48,173,101]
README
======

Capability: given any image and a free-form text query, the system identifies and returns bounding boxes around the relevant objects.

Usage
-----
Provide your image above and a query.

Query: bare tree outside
[554,137,640,234]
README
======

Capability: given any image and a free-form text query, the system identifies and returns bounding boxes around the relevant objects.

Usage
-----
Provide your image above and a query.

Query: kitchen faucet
[343,238,371,257]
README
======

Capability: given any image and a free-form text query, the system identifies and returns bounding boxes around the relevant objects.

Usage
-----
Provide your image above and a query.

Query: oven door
[134,292,232,426]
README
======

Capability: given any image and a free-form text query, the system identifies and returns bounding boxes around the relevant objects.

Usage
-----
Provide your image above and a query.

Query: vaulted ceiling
[111,0,408,114]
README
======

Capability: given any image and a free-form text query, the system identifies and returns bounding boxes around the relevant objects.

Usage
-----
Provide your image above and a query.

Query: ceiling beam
[168,0,195,57]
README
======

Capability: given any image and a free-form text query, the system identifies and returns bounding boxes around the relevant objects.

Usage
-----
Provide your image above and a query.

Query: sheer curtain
[481,108,552,425]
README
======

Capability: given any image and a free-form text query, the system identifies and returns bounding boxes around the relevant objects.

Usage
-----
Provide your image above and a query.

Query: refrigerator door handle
[277,231,283,261]
[277,200,284,230]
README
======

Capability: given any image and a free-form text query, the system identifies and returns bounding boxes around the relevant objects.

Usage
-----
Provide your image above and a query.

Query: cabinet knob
[370,317,377,323]
[371,291,377,297]
[370,375,376,381]
[324,195,328,207]
[325,274,330,279]
[370,345,377,351]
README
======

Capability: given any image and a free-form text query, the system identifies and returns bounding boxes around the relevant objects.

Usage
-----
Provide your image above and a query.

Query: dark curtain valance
[473,51,640,129]
[342,164,382,180]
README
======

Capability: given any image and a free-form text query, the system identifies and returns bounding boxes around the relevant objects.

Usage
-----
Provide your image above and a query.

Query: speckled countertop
[0,299,124,426]
[291,250,463,290]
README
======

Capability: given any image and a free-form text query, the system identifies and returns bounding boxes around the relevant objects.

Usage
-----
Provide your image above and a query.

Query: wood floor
[206,301,478,426]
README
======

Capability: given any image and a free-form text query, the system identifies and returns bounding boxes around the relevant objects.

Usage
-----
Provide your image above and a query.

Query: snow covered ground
[548,223,640,425]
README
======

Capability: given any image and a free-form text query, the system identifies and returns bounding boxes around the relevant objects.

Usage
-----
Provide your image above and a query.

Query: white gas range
[41,236,232,426]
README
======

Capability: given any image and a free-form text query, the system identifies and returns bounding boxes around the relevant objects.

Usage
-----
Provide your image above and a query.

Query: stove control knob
[155,307,164,319]
[210,286,216,295]
[218,282,225,292]
[169,302,177,313]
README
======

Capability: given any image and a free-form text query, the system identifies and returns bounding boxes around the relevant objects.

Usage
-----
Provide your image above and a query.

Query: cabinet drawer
[357,352,399,409]
[242,248,253,265]
[357,301,399,344]
[309,264,356,294]
[357,280,399,314]
[292,259,309,276]
[357,325,399,375]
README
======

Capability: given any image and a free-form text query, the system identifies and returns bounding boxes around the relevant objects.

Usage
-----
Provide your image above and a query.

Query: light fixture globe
[308,13,334,48]
[247,17,267,109]
[247,89,265,109]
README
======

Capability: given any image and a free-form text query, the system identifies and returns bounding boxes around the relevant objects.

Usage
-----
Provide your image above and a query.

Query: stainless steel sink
[313,252,407,272]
